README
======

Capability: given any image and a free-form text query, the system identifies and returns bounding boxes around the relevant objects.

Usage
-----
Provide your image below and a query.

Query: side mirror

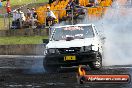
[43,39,49,44]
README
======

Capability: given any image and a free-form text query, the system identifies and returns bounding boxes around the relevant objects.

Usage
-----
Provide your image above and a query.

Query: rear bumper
[45,51,97,67]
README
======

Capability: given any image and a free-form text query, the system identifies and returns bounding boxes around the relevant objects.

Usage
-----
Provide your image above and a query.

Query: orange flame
[78,65,86,76]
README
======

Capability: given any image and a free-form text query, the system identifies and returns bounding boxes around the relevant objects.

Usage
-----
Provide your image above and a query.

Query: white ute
[43,24,104,72]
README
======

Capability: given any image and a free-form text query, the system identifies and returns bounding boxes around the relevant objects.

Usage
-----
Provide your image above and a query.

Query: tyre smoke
[27,57,45,74]
[99,1,132,66]
[56,0,132,66]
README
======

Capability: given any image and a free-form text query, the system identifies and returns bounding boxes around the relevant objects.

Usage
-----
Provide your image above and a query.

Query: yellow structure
[36,0,69,24]
[36,0,113,24]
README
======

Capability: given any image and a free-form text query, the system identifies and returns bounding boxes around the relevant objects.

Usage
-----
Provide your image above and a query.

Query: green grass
[0,36,48,45]
[2,0,48,6]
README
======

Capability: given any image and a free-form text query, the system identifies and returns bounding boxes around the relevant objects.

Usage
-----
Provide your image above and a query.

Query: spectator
[0,0,2,7]
[68,0,77,9]
[73,0,79,4]
[17,8,25,21]
[46,6,56,19]
[11,9,18,29]
[86,0,95,7]
[94,0,99,6]
[31,8,37,19]
[12,9,18,21]
[65,4,72,15]
[11,9,22,29]
[6,0,11,14]
[46,6,57,26]
[27,8,31,18]
[24,8,38,28]
[0,0,2,14]
[75,3,85,15]
[48,0,52,4]
[49,0,55,4]
[16,9,25,28]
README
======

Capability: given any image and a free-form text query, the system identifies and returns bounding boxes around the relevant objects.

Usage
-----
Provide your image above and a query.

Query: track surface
[0,56,131,88]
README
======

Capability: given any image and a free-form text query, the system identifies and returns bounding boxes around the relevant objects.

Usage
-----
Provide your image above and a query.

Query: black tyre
[43,56,59,73]
[89,52,102,70]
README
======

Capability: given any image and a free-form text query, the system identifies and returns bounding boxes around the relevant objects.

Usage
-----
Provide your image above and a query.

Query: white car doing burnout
[43,24,104,72]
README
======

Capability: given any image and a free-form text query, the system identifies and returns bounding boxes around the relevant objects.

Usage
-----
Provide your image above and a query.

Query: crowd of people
[11,8,38,29]
[11,6,58,29]
[10,0,102,29]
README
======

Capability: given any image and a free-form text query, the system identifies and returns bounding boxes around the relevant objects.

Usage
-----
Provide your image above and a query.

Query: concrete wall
[0,44,46,55]
[0,29,49,36]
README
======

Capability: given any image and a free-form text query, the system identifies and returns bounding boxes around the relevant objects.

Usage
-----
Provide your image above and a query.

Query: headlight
[80,45,93,52]
[45,48,59,54]
[48,49,56,54]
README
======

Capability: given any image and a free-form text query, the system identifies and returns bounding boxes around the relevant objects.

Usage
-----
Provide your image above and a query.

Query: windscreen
[51,26,94,41]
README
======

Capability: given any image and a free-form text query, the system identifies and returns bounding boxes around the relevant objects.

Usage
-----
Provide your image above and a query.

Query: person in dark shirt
[48,0,56,4]
[65,4,72,15]
[68,0,77,9]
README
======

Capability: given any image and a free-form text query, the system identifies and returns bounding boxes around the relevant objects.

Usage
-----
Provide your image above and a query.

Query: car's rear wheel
[89,52,102,70]
[44,64,59,73]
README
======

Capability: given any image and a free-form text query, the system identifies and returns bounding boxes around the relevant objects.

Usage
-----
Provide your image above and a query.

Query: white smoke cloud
[57,1,132,66]
[99,1,132,66]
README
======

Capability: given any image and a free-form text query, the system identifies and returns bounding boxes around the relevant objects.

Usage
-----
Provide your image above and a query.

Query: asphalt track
[0,55,131,88]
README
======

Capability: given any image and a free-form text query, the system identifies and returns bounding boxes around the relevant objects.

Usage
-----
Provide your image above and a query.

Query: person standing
[49,0,55,4]
[46,6,56,26]
[0,0,2,7]
[12,9,18,21]
[0,0,2,14]
[6,0,11,14]
[27,8,31,18]
[46,6,56,19]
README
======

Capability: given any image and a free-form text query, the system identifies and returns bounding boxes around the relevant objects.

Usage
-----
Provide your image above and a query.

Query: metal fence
[0,14,11,30]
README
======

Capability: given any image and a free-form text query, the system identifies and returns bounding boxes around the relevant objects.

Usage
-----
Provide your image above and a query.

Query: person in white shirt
[46,6,56,19]
[11,9,25,28]
[94,0,99,6]
[17,9,26,21]
[46,6,56,26]
[12,9,18,21]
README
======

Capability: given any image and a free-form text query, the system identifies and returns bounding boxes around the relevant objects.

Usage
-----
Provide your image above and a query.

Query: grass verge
[0,36,48,45]
[2,0,48,6]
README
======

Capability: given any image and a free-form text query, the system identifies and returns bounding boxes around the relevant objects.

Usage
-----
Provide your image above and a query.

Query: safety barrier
[0,14,11,30]
[0,29,48,36]
[0,44,45,55]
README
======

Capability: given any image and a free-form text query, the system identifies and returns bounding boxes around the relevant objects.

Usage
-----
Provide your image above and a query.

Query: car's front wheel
[43,56,59,73]
[89,52,102,70]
